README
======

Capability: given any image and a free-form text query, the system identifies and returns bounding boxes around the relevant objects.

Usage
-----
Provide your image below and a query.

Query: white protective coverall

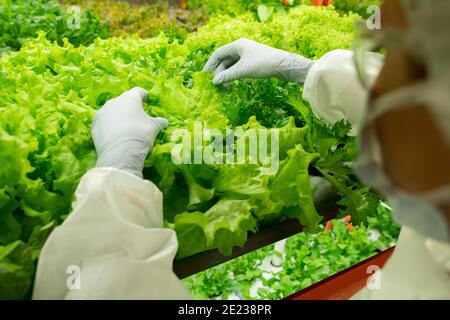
[33,50,450,300]
[33,168,191,299]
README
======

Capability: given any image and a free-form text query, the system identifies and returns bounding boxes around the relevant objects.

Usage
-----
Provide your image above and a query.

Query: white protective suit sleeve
[303,49,384,135]
[303,49,450,299]
[352,226,450,300]
[32,167,192,300]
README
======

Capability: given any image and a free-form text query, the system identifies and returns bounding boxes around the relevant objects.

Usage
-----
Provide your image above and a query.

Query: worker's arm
[33,88,191,299]
[204,40,384,133]
[203,38,315,85]
[33,167,191,299]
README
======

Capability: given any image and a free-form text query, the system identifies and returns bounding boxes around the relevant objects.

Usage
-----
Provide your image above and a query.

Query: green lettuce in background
[183,204,400,300]
[0,6,387,299]
[186,0,382,21]
[0,0,109,53]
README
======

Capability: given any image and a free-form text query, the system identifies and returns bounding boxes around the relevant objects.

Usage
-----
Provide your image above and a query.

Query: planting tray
[284,246,395,300]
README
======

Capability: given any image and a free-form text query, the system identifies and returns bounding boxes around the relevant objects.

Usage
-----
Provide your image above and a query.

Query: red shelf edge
[284,246,395,300]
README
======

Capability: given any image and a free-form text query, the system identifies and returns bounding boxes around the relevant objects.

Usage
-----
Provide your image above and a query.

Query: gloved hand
[203,38,315,85]
[91,87,169,178]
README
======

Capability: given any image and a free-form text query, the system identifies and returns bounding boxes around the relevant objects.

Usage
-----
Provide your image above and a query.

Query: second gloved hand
[203,38,315,85]
[91,87,168,178]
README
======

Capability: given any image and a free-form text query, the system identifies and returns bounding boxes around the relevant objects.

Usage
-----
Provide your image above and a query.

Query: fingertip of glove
[129,87,148,102]
[159,117,169,129]
[203,61,214,72]
[153,117,169,129]
[202,64,210,72]
[212,75,223,86]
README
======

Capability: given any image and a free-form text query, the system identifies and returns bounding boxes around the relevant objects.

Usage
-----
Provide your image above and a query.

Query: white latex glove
[203,38,315,85]
[91,87,169,178]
